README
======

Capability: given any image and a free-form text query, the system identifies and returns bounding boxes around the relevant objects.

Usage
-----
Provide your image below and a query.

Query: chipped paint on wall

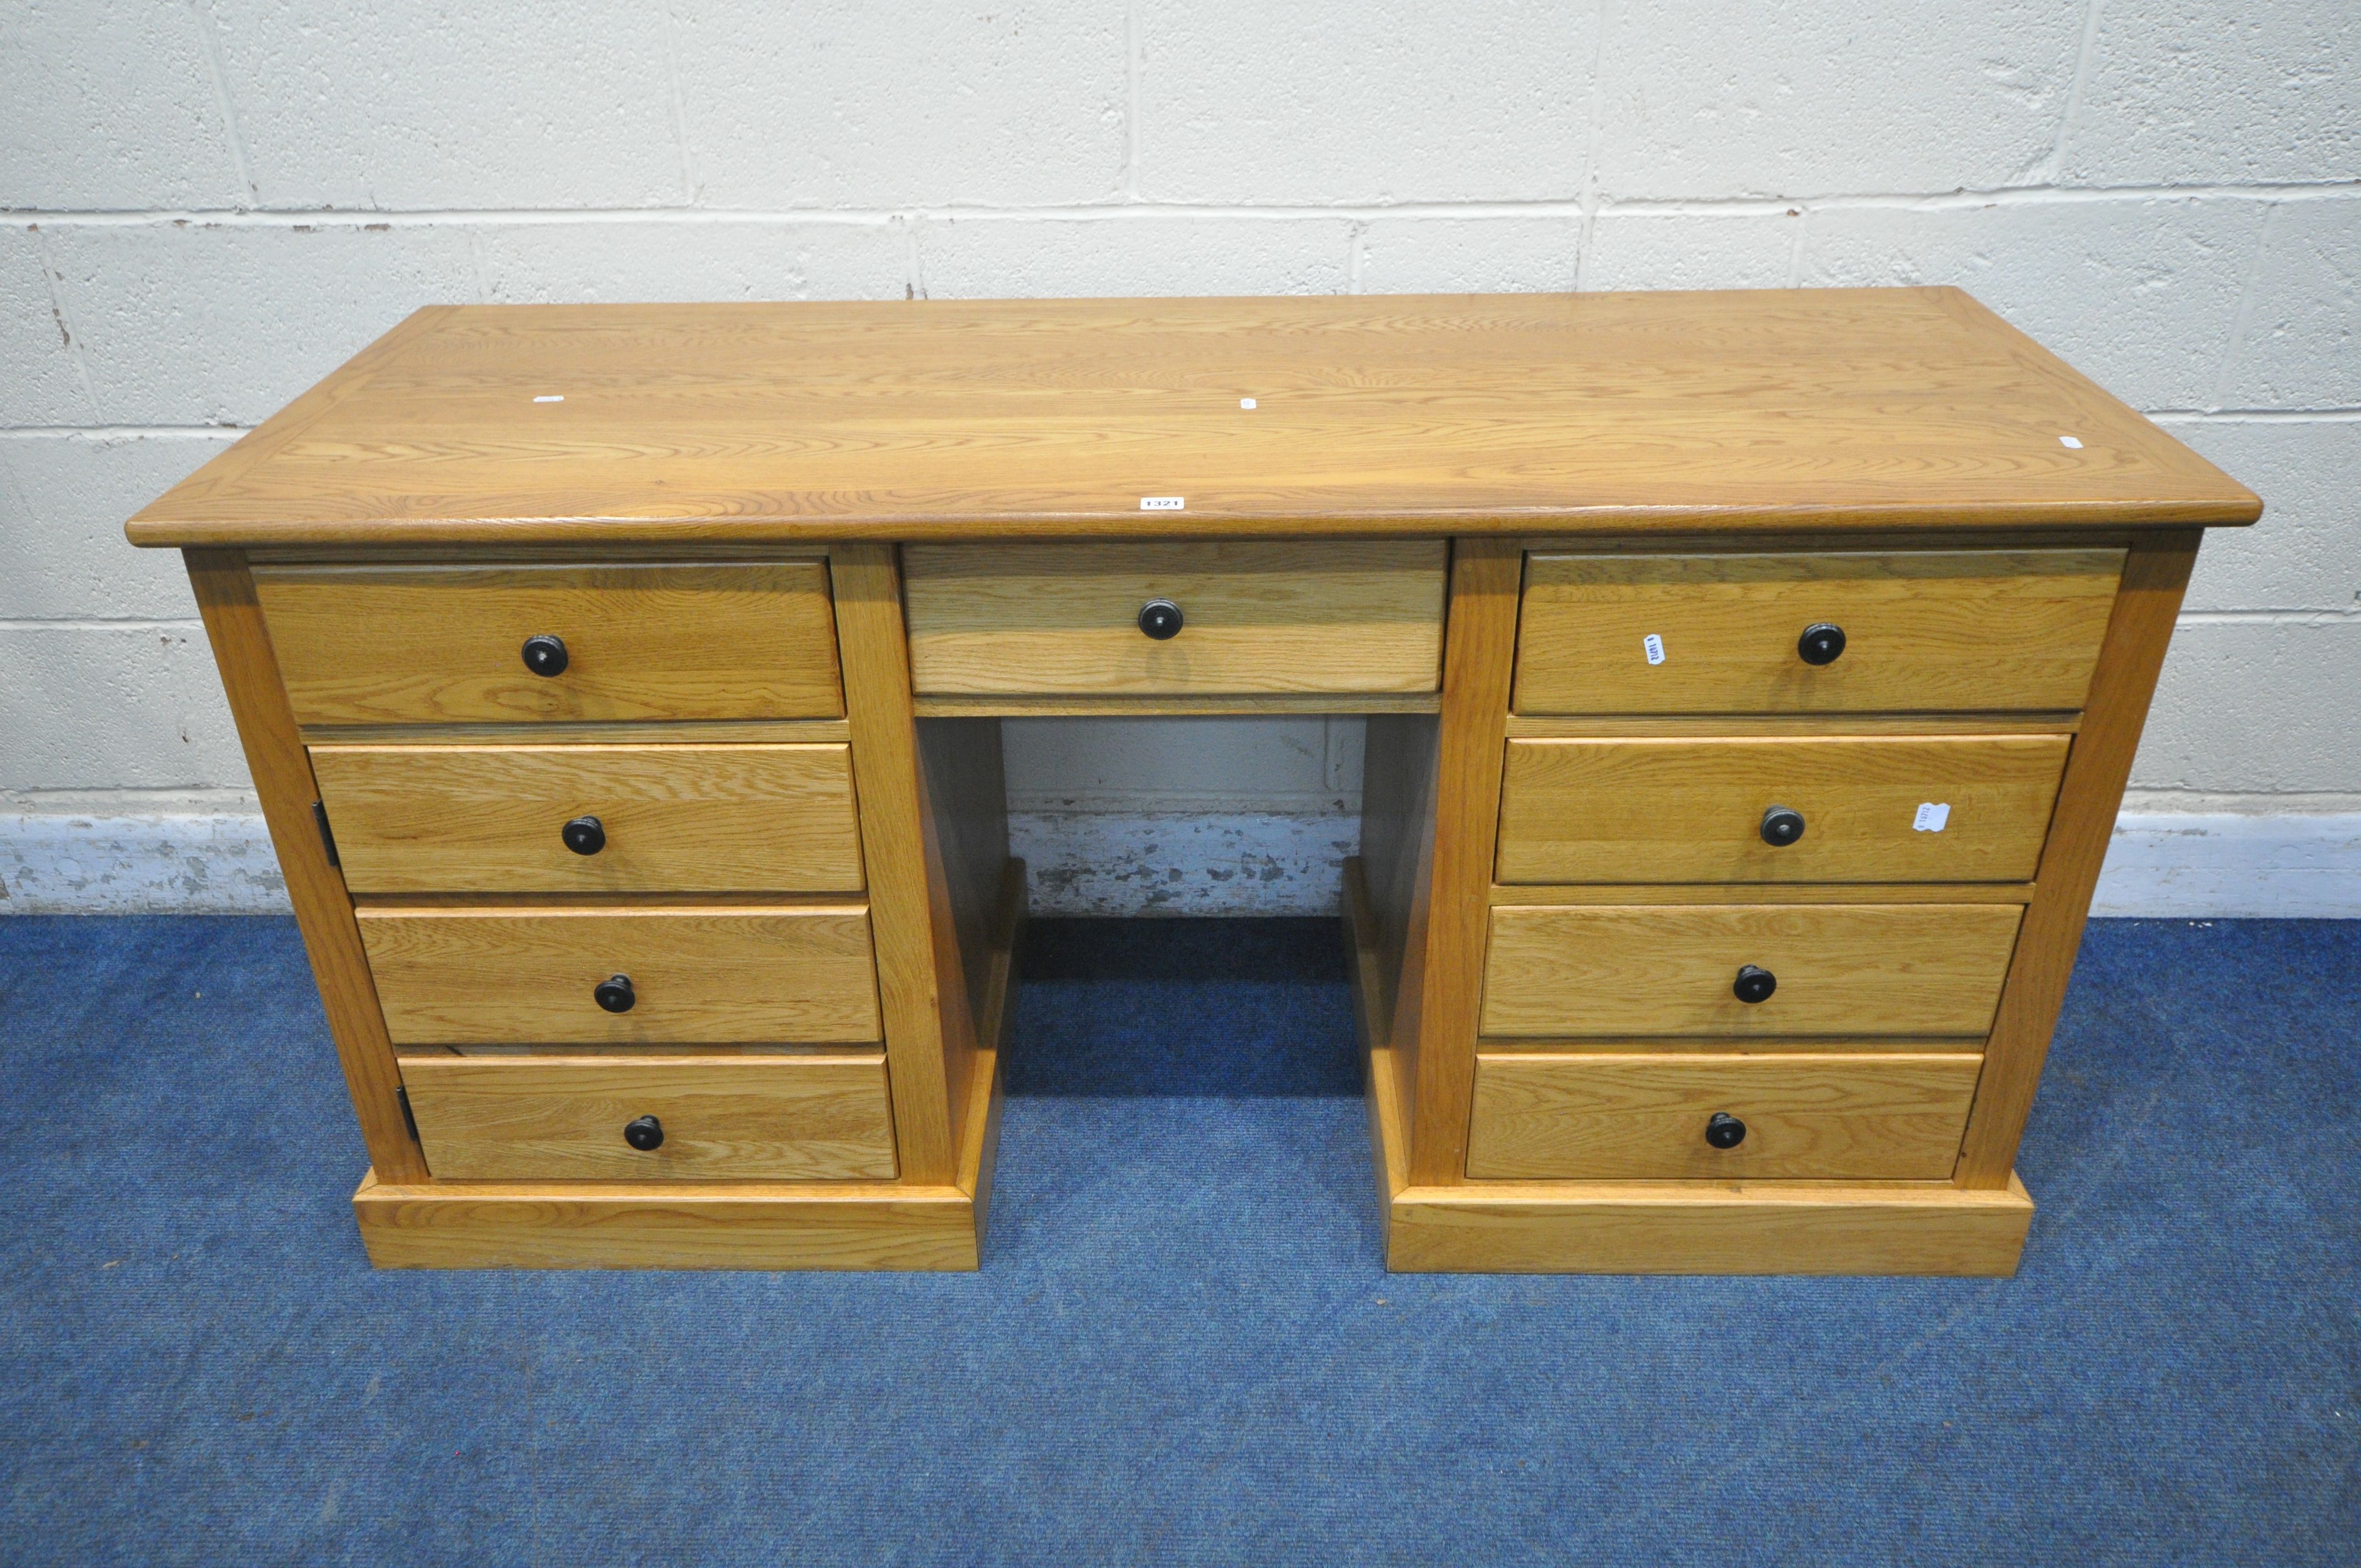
[1010,811,1362,916]
[1,814,288,913]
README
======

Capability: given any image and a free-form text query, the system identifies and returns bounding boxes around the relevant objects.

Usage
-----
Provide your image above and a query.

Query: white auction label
[1913,802,1952,832]
[1140,496,1185,510]
[1642,634,1666,666]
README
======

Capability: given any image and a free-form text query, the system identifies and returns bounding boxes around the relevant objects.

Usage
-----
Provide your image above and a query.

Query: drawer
[313,743,864,895]
[1514,549,2124,715]
[357,906,882,1046]
[901,541,1446,696]
[1465,1052,1981,1179]
[1494,734,2069,884]
[1480,903,2023,1038]
[399,1054,899,1180]
[254,561,842,724]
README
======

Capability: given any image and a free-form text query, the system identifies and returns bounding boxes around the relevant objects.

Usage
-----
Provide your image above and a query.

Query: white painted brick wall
[1592,3,2086,198]
[2,0,2354,915]
[1139,3,1596,204]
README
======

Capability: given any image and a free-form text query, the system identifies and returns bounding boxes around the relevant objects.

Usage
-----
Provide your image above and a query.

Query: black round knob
[1705,1112,1747,1150]
[1759,805,1806,847]
[1138,598,1184,640]
[594,973,636,1013]
[562,815,606,856]
[1797,623,1846,666]
[623,1114,665,1152]
[1733,964,1777,1004]
[521,634,569,677]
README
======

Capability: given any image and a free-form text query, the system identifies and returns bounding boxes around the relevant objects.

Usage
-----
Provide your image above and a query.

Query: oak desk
[126,289,2260,1274]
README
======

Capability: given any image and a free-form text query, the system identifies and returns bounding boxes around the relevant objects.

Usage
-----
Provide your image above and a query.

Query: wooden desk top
[127,288,2258,548]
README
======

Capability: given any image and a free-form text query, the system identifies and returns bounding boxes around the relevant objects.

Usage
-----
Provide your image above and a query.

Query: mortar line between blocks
[0,618,211,632]
[660,5,698,207]
[9,183,2359,228]
[2047,0,2108,185]
[27,227,101,420]
[1123,7,1142,202]
[2209,203,2282,411]
[186,0,258,208]
[0,426,251,439]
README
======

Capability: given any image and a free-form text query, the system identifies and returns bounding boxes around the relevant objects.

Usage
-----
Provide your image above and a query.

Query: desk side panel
[183,548,427,1183]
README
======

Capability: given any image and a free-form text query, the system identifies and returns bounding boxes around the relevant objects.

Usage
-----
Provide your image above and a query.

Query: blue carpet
[0,913,2354,1565]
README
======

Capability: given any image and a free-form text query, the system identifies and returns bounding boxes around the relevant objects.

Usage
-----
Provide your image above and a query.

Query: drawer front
[1466,1053,1981,1179]
[255,561,842,724]
[314,743,864,895]
[357,906,882,1046]
[400,1054,898,1180]
[1481,903,2023,1038]
[1514,549,2123,715]
[901,541,1447,696]
[1495,734,2069,885]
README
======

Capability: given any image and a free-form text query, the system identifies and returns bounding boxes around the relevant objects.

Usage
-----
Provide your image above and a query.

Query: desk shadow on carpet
[1002,916,1358,1098]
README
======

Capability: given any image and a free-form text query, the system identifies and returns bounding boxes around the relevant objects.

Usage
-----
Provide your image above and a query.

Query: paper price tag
[1913,802,1952,832]
[1642,634,1666,666]
[1140,496,1185,510]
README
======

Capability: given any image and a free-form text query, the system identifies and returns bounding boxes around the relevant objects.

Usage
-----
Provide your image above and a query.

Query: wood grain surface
[1385,1176,2033,1276]
[1957,529,2203,1186]
[357,905,882,1045]
[1402,540,1524,1185]
[1515,548,2125,714]
[1488,881,2034,907]
[1494,734,2070,884]
[126,291,2259,548]
[312,742,864,895]
[182,549,428,1182]
[1465,1052,1982,1179]
[1348,864,2029,1275]
[353,1170,981,1270]
[902,541,1446,695]
[830,542,969,1186]
[254,561,842,723]
[911,693,1442,717]
[398,1054,897,1181]
[1480,903,2025,1038]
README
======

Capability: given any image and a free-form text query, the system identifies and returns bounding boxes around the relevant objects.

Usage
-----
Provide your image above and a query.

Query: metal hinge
[395,1086,418,1143]
[311,800,340,867]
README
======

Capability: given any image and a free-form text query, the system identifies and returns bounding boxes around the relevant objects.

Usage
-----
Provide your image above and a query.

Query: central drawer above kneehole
[254,560,844,724]
[900,542,1447,698]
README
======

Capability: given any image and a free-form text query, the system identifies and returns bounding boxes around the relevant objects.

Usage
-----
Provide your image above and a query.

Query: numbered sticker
[1642,634,1666,666]
[1140,496,1185,511]
[1913,802,1952,832]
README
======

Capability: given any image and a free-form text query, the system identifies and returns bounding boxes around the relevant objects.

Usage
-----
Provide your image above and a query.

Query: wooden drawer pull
[594,973,636,1014]
[520,633,569,677]
[1705,1112,1747,1150]
[1733,965,1777,1004]
[1758,804,1806,847]
[1137,597,1184,640]
[1796,622,1846,666]
[622,1114,665,1152]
